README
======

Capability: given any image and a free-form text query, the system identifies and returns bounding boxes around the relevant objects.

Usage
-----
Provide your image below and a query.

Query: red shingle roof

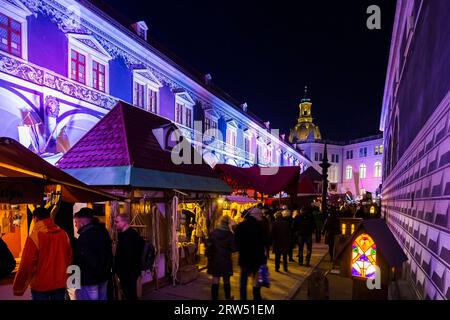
[57,101,218,178]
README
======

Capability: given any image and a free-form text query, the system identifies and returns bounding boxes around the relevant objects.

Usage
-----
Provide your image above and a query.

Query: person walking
[312,205,324,243]
[0,235,16,280]
[206,215,235,300]
[73,208,113,300]
[270,212,290,272]
[114,214,144,300]
[294,206,316,266]
[13,207,72,300]
[234,208,266,300]
[322,209,340,261]
[281,205,295,262]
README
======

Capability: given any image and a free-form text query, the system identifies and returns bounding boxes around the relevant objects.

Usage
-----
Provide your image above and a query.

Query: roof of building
[56,102,232,192]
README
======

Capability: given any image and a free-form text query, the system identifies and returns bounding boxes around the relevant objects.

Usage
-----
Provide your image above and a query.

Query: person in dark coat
[234,208,266,300]
[0,236,16,280]
[206,215,235,300]
[293,206,316,266]
[322,209,340,261]
[73,208,113,300]
[114,214,144,300]
[270,212,290,272]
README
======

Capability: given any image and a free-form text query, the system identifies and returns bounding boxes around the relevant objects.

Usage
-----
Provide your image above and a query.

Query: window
[331,154,335,163]
[175,103,184,124]
[0,13,21,57]
[374,146,379,155]
[374,161,382,178]
[359,164,367,179]
[346,150,353,159]
[359,147,367,157]
[315,152,319,161]
[379,145,383,154]
[336,154,339,163]
[70,49,86,84]
[205,117,211,131]
[319,153,323,161]
[147,88,158,113]
[244,137,250,153]
[92,60,106,92]
[352,234,377,279]
[346,165,352,180]
[185,108,192,128]
[134,82,145,108]
[360,188,366,196]
[226,128,236,147]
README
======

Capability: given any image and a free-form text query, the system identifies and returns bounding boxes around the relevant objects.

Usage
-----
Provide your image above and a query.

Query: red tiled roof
[57,101,218,178]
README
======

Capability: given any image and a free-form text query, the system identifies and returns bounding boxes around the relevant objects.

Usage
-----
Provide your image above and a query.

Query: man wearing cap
[13,207,72,300]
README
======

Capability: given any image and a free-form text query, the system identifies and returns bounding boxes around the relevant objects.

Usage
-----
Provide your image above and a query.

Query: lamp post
[319,143,331,217]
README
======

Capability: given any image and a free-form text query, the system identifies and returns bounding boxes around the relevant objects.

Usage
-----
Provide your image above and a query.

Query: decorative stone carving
[45,95,60,117]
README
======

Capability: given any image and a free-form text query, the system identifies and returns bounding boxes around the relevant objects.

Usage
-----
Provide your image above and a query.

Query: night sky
[100,0,396,142]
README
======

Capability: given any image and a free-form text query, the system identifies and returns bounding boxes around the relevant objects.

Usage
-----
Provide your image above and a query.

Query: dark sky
[101,0,396,141]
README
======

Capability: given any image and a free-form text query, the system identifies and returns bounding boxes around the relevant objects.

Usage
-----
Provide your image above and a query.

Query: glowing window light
[370,206,376,215]
[352,233,377,279]
[351,224,355,234]
[341,223,346,235]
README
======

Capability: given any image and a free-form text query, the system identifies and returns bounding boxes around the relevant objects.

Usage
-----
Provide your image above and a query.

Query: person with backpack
[114,214,145,300]
[73,208,113,300]
[0,235,16,280]
[206,215,235,300]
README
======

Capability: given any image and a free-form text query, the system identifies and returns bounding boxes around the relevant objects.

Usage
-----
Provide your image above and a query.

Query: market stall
[57,102,232,289]
[0,137,120,265]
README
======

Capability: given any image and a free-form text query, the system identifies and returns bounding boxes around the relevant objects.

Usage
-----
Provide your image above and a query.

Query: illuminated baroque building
[290,90,383,198]
[380,0,450,299]
[0,0,309,170]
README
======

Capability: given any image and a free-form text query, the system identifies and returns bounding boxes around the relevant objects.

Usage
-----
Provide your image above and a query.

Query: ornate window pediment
[67,33,112,60]
[173,89,195,106]
[133,68,162,90]
[1,0,32,17]
[226,119,238,129]
[204,107,220,120]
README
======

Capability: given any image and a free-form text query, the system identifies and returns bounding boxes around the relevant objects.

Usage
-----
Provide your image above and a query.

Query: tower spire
[301,85,311,103]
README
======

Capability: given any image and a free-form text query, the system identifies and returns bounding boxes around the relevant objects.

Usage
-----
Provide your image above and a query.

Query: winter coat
[13,218,72,295]
[234,216,266,272]
[74,221,113,286]
[271,217,291,254]
[322,215,340,244]
[293,213,316,237]
[206,227,235,277]
[0,237,15,280]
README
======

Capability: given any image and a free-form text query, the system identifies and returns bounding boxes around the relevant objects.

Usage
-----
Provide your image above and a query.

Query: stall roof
[335,219,408,267]
[225,195,258,204]
[214,164,300,195]
[57,102,232,193]
[297,166,322,195]
[0,137,121,203]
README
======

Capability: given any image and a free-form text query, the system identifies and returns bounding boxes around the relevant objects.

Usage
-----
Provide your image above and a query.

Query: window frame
[359,164,367,179]
[133,70,162,114]
[346,165,353,180]
[374,161,382,178]
[0,4,31,60]
[174,92,195,128]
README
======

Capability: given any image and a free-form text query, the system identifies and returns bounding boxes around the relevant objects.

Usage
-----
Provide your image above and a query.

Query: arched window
[346,165,352,180]
[352,233,377,279]
[359,164,366,179]
[374,161,382,177]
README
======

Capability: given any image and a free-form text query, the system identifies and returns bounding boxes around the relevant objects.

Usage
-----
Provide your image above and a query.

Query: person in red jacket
[13,207,73,300]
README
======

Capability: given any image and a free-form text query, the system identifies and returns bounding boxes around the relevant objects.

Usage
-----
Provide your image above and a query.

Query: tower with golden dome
[289,86,322,143]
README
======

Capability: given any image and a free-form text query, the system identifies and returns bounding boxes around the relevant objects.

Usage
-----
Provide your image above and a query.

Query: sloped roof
[57,102,232,193]
[337,219,408,267]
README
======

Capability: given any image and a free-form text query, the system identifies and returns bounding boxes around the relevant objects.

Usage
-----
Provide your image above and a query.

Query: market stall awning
[297,166,322,195]
[225,195,258,204]
[214,164,300,195]
[0,137,122,203]
[57,102,232,194]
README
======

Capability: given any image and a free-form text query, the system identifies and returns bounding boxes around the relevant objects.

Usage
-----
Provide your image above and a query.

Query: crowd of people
[0,206,145,300]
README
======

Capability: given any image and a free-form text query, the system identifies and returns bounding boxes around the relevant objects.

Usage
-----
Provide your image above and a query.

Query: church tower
[289,86,322,143]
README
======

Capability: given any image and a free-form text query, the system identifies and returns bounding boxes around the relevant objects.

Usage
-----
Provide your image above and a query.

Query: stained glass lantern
[351,233,377,279]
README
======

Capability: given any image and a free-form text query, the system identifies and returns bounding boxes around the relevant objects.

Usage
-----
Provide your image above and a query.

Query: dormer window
[133,69,162,114]
[67,33,112,92]
[0,0,32,60]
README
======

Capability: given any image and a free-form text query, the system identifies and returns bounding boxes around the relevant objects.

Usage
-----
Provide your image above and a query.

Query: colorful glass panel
[351,233,377,279]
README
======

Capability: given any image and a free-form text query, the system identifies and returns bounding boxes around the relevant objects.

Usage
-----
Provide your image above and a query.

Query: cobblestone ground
[142,243,328,300]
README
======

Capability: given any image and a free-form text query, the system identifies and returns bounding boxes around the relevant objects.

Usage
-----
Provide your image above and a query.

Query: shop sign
[0,178,44,204]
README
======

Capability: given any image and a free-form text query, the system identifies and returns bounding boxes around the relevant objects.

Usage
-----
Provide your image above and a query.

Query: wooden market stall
[56,102,232,290]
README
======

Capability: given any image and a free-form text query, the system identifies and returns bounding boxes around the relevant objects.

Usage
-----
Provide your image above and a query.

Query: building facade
[0,0,309,170]
[380,0,450,299]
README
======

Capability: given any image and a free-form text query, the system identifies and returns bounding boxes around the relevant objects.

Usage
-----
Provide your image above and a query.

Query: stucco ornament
[45,95,60,117]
